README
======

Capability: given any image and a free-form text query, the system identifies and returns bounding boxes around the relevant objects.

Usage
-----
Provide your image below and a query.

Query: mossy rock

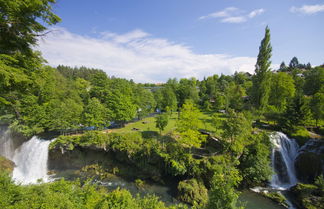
[262,191,288,208]
[0,156,15,174]
[290,183,324,209]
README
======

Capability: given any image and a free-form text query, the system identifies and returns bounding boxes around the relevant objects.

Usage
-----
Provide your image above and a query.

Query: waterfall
[0,126,15,160]
[270,132,299,190]
[12,136,52,185]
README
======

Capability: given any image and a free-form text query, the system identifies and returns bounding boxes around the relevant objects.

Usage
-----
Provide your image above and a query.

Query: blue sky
[38,0,324,82]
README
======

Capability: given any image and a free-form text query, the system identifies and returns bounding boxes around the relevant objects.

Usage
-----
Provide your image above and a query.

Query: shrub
[289,126,311,145]
[177,178,208,206]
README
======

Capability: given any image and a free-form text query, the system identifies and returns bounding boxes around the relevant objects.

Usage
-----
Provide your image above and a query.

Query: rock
[295,139,324,183]
[290,183,324,209]
[295,152,323,183]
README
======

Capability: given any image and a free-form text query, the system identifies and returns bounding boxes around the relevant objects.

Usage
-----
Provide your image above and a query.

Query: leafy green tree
[304,67,324,96]
[177,100,205,148]
[269,72,295,112]
[221,109,252,155]
[238,132,272,187]
[107,93,137,124]
[310,92,324,127]
[0,54,30,118]
[154,86,177,112]
[0,0,61,54]
[82,98,110,129]
[281,93,312,129]
[177,100,202,132]
[162,86,178,112]
[251,26,272,113]
[206,155,242,209]
[46,98,83,131]
[177,78,199,108]
[226,82,246,111]
[74,78,91,103]
[155,113,169,134]
[133,87,156,119]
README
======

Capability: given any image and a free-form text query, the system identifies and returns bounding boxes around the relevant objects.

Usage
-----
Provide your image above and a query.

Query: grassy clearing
[112,111,225,136]
[112,112,178,135]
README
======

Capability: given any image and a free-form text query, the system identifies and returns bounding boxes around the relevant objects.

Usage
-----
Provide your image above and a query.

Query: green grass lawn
[112,112,178,135]
[112,111,225,136]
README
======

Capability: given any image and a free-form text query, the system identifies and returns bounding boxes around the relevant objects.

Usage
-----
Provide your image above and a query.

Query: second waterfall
[270,132,299,190]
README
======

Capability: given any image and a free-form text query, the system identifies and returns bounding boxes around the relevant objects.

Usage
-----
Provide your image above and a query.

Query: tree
[82,98,110,129]
[221,110,252,155]
[304,67,324,96]
[177,100,202,132]
[177,78,199,108]
[279,62,287,71]
[238,132,272,187]
[177,100,205,148]
[289,57,299,69]
[107,93,137,125]
[269,72,295,112]
[0,0,61,54]
[133,87,156,119]
[251,26,272,113]
[226,82,245,111]
[154,86,177,112]
[206,155,243,209]
[310,92,324,127]
[281,93,312,129]
[155,113,169,134]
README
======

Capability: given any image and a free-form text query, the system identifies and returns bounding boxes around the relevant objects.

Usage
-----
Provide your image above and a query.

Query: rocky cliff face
[48,145,164,182]
[295,139,324,183]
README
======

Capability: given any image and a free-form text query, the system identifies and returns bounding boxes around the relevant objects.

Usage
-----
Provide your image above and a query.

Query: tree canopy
[0,0,61,54]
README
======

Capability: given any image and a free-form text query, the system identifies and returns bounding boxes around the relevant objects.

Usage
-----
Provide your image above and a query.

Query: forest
[0,0,323,209]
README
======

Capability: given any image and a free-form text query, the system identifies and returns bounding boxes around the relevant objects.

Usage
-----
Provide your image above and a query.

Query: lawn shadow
[141,131,159,139]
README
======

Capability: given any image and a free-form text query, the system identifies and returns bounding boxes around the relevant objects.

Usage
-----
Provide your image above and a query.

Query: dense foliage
[0,173,187,209]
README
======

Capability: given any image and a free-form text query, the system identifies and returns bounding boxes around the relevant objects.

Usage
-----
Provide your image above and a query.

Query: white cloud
[199,7,239,19]
[100,29,149,43]
[222,16,247,23]
[290,4,324,15]
[199,7,265,23]
[37,27,256,83]
[248,9,265,18]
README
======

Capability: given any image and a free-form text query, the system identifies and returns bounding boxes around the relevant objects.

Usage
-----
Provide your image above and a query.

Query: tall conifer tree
[252,26,272,113]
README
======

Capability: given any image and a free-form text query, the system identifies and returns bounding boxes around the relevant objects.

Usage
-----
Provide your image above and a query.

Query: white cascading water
[270,132,299,190]
[12,136,52,185]
[0,127,15,160]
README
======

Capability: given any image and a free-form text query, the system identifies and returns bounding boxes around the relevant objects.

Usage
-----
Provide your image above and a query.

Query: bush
[177,178,208,206]
[238,132,272,188]
[287,126,311,145]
